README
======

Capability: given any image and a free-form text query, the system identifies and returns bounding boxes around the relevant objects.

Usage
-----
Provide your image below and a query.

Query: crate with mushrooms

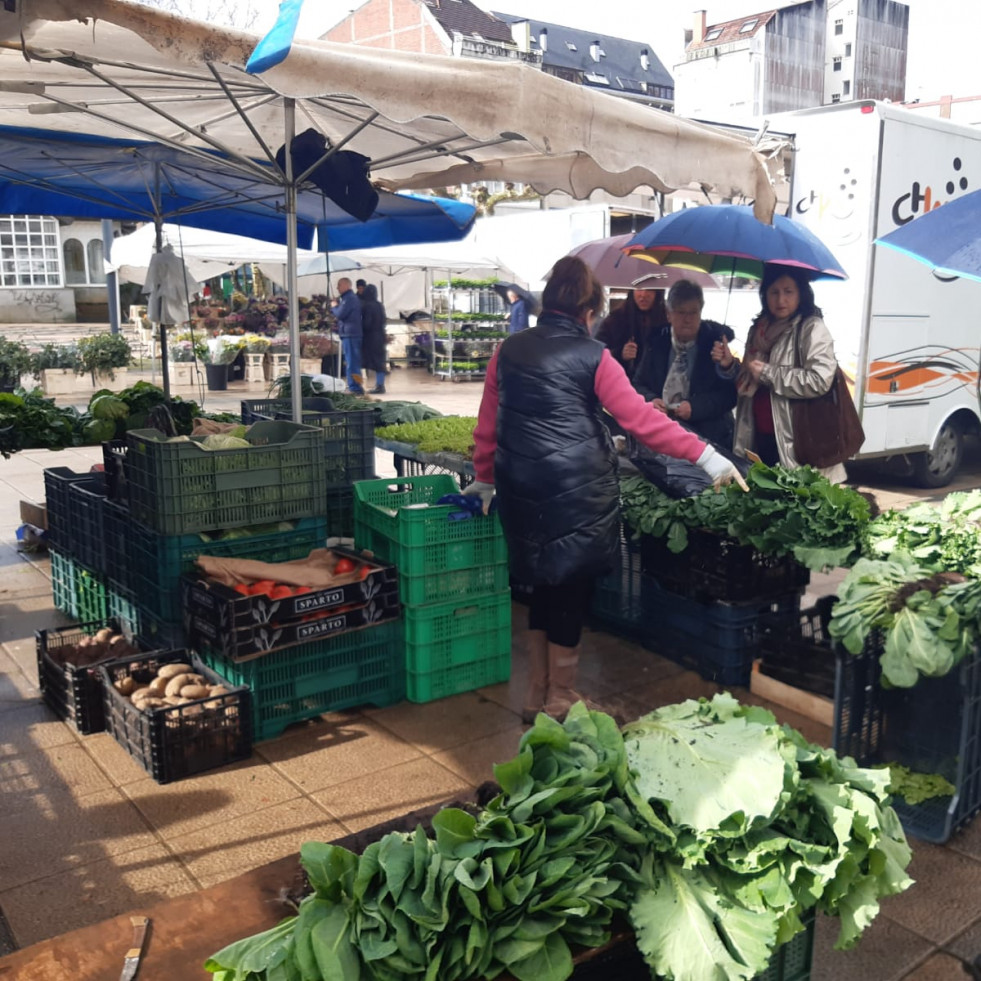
[100,650,252,783]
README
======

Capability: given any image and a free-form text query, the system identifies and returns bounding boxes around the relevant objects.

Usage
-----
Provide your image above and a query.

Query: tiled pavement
[1,367,980,978]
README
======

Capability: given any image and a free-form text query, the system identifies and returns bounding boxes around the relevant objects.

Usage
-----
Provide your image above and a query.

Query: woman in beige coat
[713,265,847,483]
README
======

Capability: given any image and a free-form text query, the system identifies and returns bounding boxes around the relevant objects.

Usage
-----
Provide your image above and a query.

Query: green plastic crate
[197,618,405,742]
[406,647,511,704]
[50,548,77,618]
[353,474,506,576]
[397,561,510,607]
[107,583,141,638]
[75,564,108,624]
[756,912,814,981]
[129,515,328,622]
[124,420,327,535]
[404,590,511,668]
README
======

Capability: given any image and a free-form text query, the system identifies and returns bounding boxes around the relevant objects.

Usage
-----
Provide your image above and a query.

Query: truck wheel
[911,421,963,488]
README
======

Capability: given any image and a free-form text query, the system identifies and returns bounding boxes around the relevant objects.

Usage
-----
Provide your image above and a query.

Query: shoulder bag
[790,326,865,469]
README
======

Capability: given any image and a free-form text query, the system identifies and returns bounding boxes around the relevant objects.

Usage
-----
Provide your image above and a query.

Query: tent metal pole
[284,97,302,424]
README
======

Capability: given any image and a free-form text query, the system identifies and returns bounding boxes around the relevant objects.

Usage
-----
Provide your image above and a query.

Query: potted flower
[203,336,244,391]
[0,336,32,392]
[77,333,132,390]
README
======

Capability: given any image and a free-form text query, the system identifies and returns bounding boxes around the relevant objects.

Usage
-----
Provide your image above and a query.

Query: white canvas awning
[0,0,780,221]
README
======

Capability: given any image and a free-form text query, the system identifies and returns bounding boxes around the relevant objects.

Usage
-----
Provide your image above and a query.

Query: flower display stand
[168,362,195,386]
[267,352,291,382]
[299,357,321,376]
[245,353,266,384]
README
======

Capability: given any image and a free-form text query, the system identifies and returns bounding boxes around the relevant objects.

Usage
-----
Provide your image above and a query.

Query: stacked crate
[591,530,802,687]
[241,398,376,539]
[353,474,511,702]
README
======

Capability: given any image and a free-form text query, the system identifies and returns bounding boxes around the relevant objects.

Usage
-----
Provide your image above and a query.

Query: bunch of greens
[828,552,981,686]
[206,700,912,981]
[879,764,956,805]
[620,462,870,570]
[88,382,201,437]
[865,492,981,576]
[375,417,478,457]
[621,695,912,980]
[206,706,642,981]
[0,389,86,457]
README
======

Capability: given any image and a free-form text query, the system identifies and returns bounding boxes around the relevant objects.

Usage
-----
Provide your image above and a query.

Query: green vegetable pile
[865,491,981,576]
[270,377,442,427]
[620,463,870,570]
[828,552,981,687]
[205,698,912,981]
[375,417,478,458]
[880,764,956,805]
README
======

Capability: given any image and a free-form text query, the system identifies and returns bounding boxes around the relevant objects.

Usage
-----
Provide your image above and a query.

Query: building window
[833,57,842,72]
[704,28,723,41]
[739,19,758,33]
[0,216,61,288]
[845,43,852,56]
[843,80,851,96]
[831,93,841,103]
[834,18,843,35]
[87,239,106,284]
[63,238,86,285]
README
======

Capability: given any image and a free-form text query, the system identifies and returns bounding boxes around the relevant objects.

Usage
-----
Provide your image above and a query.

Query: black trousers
[527,577,596,647]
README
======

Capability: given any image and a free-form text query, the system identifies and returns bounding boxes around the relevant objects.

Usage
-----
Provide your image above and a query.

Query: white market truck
[768,100,981,486]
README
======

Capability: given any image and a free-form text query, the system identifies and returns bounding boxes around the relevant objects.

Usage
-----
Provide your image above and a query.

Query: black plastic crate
[758,597,837,699]
[326,484,354,539]
[242,398,375,485]
[102,440,128,502]
[102,499,131,590]
[43,467,97,556]
[36,619,140,735]
[833,642,981,843]
[100,649,252,784]
[68,472,107,575]
[639,528,810,603]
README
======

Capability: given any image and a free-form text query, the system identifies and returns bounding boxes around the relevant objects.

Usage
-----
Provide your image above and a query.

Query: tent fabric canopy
[0,0,779,221]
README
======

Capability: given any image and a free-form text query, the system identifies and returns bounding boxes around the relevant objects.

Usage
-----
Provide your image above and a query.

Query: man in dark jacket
[359,282,388,394]
[633,279,737,449]
[331,277,364,394]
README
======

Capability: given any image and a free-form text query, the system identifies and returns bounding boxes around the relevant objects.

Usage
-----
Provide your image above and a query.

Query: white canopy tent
[0,0,783,416]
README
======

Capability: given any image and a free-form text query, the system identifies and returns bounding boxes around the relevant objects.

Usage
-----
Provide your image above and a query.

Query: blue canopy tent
[0,125,475,396]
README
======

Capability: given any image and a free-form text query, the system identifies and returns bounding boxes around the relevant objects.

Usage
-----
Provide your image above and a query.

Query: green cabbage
[81,417,116,444]
[199,434,251,450]
[89,394,129,421]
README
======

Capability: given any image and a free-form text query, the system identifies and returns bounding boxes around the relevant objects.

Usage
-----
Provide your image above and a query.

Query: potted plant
[0,336,31,392]
[31,342,83,395]
[77,333,132,389]
[167,335,206,386]
[203,337,243,391]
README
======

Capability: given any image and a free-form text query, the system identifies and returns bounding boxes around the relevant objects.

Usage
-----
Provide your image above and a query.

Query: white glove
[696,446,749,492]
[463,480,495,514]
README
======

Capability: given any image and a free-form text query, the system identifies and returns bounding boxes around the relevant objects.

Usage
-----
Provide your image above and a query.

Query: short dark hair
[355,278,367,288]
[666,279,704,310]
[542,256,603,319]
[758,265,821,320]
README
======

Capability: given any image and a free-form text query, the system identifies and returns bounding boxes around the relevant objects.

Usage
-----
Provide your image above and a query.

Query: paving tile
[431,723,525,786]
[311,756,472,833]
[618,668,724,718]
[257,713,423,792]
[170,797,344,888]
[81,730,159,787]
[364,689,520,753]
[122,757,304,839]
[0,786,156,891]
[940,914,981,964]
[0,600,60,645]
[0,699,77,752]
[948,810,981,862]
[884,838,981,946]
[0,645,37,701]
[0,843,197,948]
[1,738,114,801]
[900,951,971,979]
[811,912,934,981]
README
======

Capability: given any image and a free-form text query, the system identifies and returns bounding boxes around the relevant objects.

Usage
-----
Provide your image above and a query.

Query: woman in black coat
[359,283,388,394]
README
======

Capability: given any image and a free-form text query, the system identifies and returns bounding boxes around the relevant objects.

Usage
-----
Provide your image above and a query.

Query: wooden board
[750,659,835,728]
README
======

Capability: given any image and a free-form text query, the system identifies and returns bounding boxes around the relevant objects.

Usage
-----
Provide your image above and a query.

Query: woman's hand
[747,359,766,382]
[711,339,733,368]
[621,339,638,362]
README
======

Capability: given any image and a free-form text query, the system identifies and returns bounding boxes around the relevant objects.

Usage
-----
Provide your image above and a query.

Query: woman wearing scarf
[713,264,847,483]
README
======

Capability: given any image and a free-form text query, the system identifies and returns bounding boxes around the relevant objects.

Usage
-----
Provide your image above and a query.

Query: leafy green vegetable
[89,394,129,421]
[880,764,957,805]
[620,462,870,571]
[0,389,83,457]
[206,699,912,981]
[375,417,477,457]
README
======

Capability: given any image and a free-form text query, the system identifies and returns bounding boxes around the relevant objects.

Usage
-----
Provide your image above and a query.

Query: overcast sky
[252,0,977,106]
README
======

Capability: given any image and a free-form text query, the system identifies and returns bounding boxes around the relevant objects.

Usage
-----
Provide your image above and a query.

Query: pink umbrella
[568,233,718,290]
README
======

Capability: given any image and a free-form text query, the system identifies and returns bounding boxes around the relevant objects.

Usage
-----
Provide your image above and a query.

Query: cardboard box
[20,500,48,531]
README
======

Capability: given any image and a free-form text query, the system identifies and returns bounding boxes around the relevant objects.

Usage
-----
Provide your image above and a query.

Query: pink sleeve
[472,347,500,483]
[594,349,706,463]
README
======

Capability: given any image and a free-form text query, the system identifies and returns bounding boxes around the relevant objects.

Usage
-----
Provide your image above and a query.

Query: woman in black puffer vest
[467,257,744,723]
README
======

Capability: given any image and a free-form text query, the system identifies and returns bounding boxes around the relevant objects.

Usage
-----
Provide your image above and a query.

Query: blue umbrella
[875,189,981,283]
[623,205,847,281]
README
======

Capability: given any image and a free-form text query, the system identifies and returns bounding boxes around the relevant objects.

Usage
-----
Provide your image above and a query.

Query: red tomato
[269,585,293,600]
[357,566,372,581]
[249,580,276,596]
[292,586,312,595]
[233,583,251,596]
[334,557,357,575]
